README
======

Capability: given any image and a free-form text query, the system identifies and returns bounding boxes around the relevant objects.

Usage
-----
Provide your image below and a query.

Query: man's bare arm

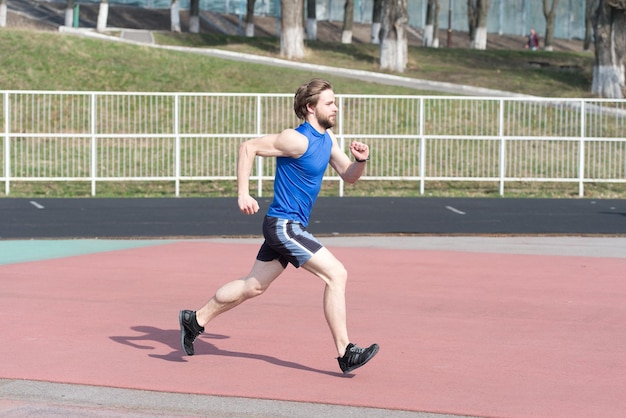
[328,132,370,184]
[237,130,308,215]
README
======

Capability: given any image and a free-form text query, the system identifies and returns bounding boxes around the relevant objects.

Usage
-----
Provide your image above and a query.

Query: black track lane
[2,197,625,239]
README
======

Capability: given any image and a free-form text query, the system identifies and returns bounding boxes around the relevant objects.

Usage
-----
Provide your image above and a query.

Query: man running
[179,78,379,374]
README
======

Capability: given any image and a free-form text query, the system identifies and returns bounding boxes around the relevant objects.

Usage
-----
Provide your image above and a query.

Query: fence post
[256,94,263,197]
[498,98,505,196]
[3,92,9,195]
[174,94,180,197]
[419,97,425,195]
[90,93,97,196]
[338,94,344,197]
[578,100,586,197]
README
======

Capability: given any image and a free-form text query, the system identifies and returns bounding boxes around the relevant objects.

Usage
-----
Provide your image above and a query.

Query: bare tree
[306,0,317,40]
[592,0,626,98]
[0,0,8,28]
[245,0,256,37]
[467,0,490,49]
[171,0,181,32]
[542,0,559,51]
[281,0,305,59]
[342,0,354,43]
[371,0,384,44]
[423,0,440,47]
[97,0,109,32]
[379,0,408,73]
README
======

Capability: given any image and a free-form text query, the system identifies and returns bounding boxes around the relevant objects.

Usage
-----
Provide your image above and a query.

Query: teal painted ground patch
[0,240,176,265]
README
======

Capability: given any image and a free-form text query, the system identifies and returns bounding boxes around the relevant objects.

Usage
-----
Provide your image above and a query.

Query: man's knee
[325,263,348,288]
[335,265,348,284]
[215,278,265,304]
[244,277,268,298]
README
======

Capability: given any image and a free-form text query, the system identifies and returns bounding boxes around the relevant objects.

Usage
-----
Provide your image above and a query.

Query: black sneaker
[179,310,204,356]
[337,343,379,374]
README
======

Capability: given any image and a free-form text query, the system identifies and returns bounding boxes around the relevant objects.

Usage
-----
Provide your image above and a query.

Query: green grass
[0,28,594,97]
[1,28,613,198]
[7,179,626,199]
[153,32,594,97]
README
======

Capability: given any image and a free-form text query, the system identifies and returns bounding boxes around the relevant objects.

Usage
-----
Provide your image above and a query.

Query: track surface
[1,197,625,239]
[1,197,626,417]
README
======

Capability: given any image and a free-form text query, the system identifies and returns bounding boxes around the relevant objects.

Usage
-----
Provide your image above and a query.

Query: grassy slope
[3,28,616,198]
[0,29,594,97]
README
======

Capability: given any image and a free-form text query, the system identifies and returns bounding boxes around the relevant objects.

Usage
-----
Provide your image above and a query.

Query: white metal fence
[2,91,625,197]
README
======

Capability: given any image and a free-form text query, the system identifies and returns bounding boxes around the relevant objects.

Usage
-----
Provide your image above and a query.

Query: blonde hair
[293,78,333,120]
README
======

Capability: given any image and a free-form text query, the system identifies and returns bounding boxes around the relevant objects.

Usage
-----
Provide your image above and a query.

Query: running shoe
[337,342,379,374]
[179,310,204,356]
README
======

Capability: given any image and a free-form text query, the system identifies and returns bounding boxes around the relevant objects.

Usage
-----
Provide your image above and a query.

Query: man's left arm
[328,133,369,184]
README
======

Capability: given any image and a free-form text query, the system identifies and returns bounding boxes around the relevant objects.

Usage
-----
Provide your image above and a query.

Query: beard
[316,110,336,130]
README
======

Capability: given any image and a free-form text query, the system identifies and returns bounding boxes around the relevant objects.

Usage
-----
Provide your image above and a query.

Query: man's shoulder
[281,127,307,141]
[275,128,308,158]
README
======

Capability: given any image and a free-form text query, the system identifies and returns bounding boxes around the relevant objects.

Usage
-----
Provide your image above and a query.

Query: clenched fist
[238,194,260,215]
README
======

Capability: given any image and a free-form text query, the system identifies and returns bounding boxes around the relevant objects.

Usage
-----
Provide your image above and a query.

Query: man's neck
[305,118,326,134]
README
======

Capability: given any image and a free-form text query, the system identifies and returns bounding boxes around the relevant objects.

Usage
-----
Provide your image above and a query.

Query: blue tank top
[266,122,332,226]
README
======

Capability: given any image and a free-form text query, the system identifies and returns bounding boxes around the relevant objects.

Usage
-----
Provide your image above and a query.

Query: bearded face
[313,89,338,130]
[316,107,336,130]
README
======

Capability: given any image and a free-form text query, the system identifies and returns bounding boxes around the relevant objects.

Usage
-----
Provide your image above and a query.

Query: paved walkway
[121,29,154,44]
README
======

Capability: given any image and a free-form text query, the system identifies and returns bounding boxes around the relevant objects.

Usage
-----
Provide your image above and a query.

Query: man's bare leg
[196,259,285,326]
[180,259,284,355]
[303,247,379,374]
[302,247,350,357]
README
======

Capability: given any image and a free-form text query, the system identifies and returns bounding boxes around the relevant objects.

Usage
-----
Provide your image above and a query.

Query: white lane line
[445,205,466,215]
[29,201,45,209]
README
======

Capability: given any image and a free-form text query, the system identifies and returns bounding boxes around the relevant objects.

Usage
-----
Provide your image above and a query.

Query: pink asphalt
[1,241,625,417]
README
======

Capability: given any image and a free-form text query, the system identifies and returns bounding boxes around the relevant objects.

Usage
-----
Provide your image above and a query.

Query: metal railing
[2,91,625,197]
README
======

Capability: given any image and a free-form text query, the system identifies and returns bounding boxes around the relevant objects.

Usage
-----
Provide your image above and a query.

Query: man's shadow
[110,326,347,377]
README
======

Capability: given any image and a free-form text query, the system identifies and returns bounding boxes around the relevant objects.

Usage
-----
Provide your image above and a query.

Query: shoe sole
[342,344,379,374]
[179,310,194,356]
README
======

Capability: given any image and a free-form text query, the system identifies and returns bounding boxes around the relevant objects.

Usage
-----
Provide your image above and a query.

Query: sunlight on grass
[0,28,607,199]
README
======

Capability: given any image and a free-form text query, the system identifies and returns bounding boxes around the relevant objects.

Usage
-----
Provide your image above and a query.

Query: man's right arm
[237,135,274,215]
[236,131,307,215]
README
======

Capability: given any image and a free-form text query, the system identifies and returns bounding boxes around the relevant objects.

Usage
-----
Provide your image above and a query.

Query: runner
[179,78,379,374]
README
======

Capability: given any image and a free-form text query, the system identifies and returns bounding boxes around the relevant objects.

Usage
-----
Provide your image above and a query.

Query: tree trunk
[371,0,383,43]
[97,0,109,32]
[584,0,594,50]
[467,0,490,49]
[379,0,408,73]
[0,0,8,28]
[592,0,626,98]
[65,0,75,27]
[245,0,256,37]
[542,0,559,51]
[472,26,487,48]
[280,0,305,60]
[306,0,317,40]
[189,0,200,33]
[170,0,181,32]
[189,17,199,34]
[342,0,354,44]
[423,0,440,47]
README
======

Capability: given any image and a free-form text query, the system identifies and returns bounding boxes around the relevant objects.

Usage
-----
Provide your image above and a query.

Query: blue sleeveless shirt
[266,122,332,226]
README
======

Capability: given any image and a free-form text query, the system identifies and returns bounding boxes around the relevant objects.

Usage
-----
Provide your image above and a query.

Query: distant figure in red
[525,28,540,51]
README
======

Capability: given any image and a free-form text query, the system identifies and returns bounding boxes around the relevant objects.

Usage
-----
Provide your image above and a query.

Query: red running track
[1,241,625,417]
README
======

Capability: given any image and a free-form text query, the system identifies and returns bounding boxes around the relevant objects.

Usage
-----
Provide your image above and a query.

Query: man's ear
[306,103,316,115]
